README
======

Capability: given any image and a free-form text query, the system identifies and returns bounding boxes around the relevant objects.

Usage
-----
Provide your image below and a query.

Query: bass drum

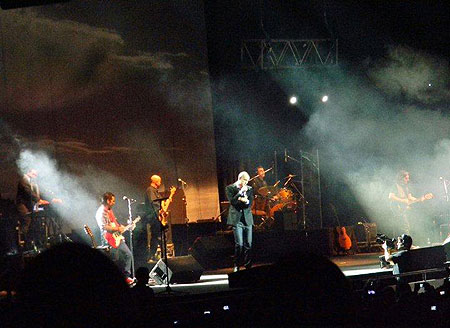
[269,201,297,218]
[277,188,293,202]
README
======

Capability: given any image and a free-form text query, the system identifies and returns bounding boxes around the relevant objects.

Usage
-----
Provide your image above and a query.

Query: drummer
[252,166,268,194]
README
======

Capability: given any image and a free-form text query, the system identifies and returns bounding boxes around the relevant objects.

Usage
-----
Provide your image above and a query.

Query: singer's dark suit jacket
[226,183,254,227]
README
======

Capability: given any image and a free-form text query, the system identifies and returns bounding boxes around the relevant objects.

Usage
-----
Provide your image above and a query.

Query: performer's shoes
[233,266,240,272]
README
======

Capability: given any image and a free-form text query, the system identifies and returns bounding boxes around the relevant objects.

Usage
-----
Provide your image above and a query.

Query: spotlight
[321,95,329,103]
[428,83,432,87]
[289,96,297,105]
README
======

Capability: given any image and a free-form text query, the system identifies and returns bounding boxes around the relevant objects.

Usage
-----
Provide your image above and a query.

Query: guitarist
[144,175,176,262]
[389,170,433,237]
[95,192,133,283]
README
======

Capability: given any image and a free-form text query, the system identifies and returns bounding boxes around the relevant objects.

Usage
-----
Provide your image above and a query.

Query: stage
[149,252,394,295]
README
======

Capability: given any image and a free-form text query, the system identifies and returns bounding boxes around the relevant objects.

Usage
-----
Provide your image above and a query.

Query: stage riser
[189,229,357,270]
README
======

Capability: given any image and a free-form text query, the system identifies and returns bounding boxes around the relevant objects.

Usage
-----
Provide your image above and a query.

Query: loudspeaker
[150,255,204,285]
[396,245,446,274]
[190,234,234,269]
[354,222,377,244]
[168,188,187,225]
[273,210,298,231]
[442,239,450,261]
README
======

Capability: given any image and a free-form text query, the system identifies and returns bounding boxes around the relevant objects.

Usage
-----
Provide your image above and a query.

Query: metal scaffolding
[241,38,338,70]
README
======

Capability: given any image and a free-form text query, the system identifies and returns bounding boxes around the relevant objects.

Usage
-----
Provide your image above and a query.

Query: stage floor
[150,252,391,295]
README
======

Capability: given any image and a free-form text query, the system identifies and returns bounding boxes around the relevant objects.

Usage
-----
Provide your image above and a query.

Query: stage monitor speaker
[150,255,204,285]
[442,238,450,262]
[396,245,446,274]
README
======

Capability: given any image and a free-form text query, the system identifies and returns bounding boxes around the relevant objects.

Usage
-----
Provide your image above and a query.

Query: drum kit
[251,175,300,229]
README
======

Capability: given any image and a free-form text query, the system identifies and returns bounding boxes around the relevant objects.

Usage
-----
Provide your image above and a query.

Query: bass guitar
[159,187,177,226]
[105,216,141,248]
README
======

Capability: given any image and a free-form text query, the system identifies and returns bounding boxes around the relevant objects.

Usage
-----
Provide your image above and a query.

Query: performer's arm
[99,209,124,233]
[388,192,409,204]
[407,193,425,203]
[382,242,393,262]
[20,178,40,203]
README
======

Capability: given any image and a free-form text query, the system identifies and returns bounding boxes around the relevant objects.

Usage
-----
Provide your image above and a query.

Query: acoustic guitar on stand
[330,203,352,251]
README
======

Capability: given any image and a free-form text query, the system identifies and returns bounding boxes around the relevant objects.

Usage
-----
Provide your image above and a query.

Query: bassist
[144,175,176,262]
[95,192,134,283]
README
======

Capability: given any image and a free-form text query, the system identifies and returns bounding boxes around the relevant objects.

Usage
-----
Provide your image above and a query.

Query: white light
[204,310,211,315]
[223,305,230,311]
[289,96,297,105]
[428,83,432,87]
[321,95,329,102]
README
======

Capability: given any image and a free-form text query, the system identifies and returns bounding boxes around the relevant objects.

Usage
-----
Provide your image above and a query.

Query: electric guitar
[159,187,176,226]
[83,224,98,248]
[105,216,141,248]
[390,193,434,216]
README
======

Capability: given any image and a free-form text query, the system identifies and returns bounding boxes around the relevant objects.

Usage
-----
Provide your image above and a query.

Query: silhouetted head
[16,242,132,327]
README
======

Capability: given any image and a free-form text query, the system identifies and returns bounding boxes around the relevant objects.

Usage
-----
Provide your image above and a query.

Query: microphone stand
[126,198,136,279]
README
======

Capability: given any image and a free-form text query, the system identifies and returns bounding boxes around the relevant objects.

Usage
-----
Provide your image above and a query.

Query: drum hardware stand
[249,166,273,182]
[284,149,322,230]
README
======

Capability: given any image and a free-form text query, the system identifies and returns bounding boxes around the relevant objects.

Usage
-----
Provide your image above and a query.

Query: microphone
[178,178,187,185]
[123,196,136,202]
[284,149,288,163]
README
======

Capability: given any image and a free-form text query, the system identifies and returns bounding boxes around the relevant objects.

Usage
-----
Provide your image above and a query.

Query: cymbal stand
[284,149,322,230]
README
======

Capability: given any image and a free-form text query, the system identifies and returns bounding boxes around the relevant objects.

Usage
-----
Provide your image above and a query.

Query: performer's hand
[239,196,249,203]
[118,226,126,233]
[39,199,50,205]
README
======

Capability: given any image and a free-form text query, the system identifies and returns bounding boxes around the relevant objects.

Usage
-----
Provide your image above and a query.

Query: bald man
[144,175,165,262]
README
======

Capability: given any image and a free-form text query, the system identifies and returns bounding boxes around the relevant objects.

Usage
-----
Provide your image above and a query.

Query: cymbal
[258,186,278,197]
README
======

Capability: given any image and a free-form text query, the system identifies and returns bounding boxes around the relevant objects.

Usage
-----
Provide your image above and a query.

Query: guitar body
[159,187,177,227]
[104,217,141,249]
[105,222,122,248]
[336,226,352,251]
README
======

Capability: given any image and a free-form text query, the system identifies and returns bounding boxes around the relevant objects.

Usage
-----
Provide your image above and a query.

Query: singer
[226,171,254,272]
